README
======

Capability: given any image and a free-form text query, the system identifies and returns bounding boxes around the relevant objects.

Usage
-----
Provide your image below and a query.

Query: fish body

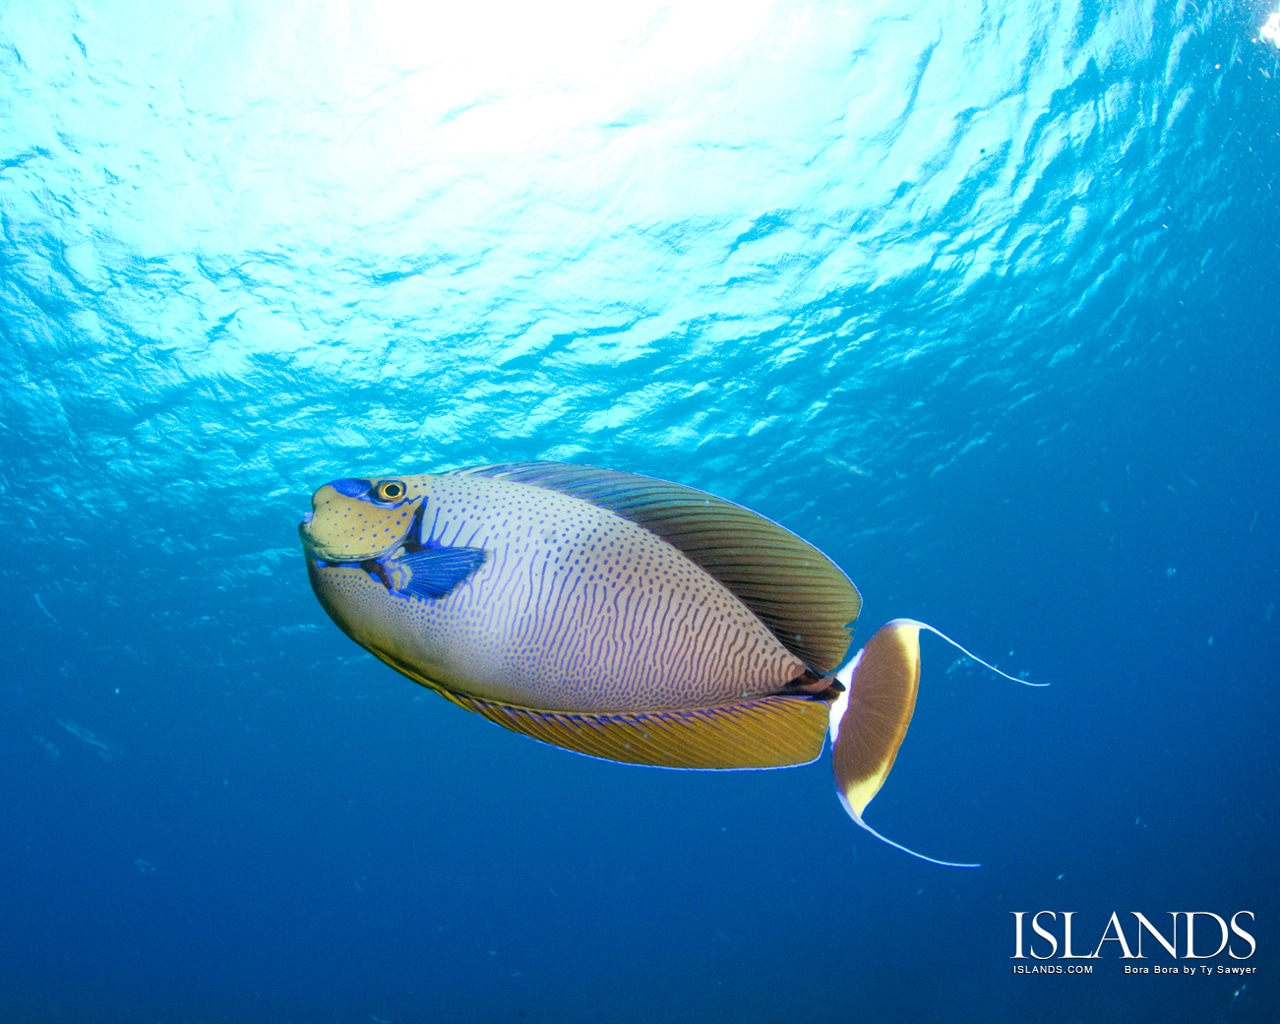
[304,469,810,714]
[301,461,1036,865]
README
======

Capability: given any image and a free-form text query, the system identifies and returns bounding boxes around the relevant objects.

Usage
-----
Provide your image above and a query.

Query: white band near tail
[830,619,1046,868]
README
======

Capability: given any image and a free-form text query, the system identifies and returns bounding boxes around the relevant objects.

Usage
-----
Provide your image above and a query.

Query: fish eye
[375,480,406,503]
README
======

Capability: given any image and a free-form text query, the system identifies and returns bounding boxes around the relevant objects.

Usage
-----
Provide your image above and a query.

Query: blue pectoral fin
[394,547,487,600]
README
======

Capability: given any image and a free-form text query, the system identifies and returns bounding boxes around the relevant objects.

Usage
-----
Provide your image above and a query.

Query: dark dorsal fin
[459,461,861,674]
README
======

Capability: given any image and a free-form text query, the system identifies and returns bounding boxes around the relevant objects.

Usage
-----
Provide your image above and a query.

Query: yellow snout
[301,483,420,562]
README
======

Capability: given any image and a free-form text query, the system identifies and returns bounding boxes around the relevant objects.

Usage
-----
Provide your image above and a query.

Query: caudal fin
[829,620,1044,868]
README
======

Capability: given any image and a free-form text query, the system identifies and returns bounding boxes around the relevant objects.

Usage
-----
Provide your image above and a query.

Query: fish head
[299,474,488,685]
[299,476,422,563]
[298,475,428,662]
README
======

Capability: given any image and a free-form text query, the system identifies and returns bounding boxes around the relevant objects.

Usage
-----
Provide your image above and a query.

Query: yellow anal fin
[460,693,830,769]
[366,644,830,768]
[831,621,922,817]
[453,689,830,769]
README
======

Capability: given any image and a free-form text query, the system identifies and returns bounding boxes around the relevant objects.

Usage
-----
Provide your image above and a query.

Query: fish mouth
[298,520,319,559]
[300,526,393,592]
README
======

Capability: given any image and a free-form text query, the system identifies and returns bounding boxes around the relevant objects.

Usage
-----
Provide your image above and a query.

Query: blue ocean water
[2,1,1278,1021]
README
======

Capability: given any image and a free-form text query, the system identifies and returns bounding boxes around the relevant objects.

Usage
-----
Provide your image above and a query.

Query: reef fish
[300,461,1037,865]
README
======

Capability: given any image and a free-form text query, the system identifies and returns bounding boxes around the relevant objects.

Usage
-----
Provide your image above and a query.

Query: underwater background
[1,1,1278,1021]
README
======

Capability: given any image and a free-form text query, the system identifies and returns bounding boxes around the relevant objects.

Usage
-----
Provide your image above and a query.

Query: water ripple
[0,0,1274,656]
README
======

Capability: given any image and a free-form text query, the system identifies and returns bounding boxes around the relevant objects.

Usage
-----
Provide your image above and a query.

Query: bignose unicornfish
[299,461,1042,866]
